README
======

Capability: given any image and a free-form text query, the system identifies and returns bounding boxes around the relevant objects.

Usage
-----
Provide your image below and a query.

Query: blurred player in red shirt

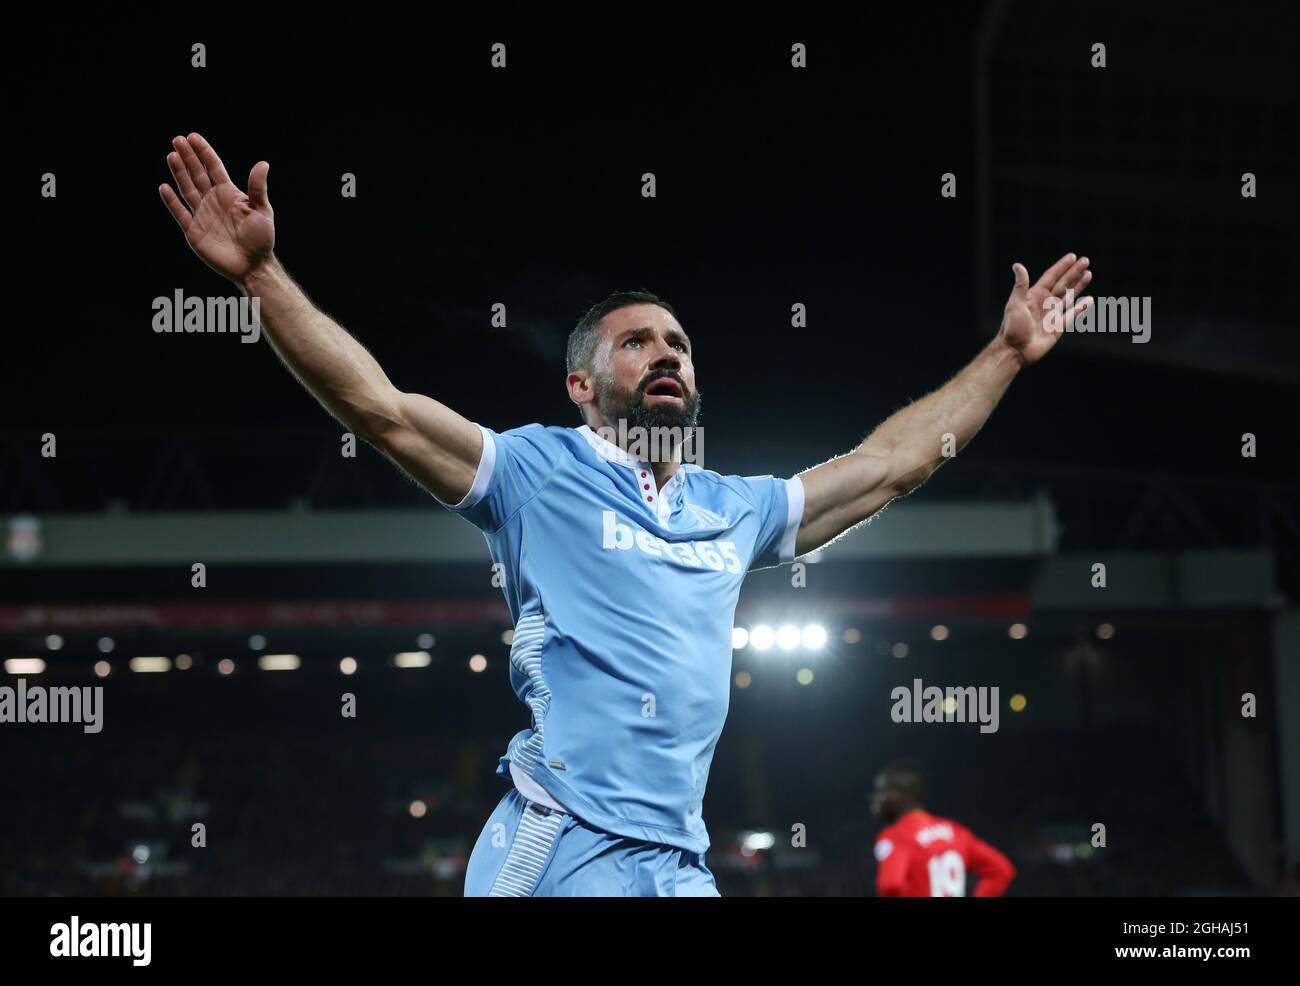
[871,764,1016,897]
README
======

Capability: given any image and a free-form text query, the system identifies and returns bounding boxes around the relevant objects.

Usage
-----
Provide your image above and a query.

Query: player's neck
[649,460,679,489]
[584,417,684,489]
[634,454,679,492]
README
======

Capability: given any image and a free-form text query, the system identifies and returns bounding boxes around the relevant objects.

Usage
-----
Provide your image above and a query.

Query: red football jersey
[874,809,1015,897]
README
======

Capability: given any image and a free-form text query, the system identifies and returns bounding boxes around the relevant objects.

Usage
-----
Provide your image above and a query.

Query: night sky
[15,9,1298,500]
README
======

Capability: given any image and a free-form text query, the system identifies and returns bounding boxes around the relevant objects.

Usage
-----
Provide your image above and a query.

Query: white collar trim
[575,425,687,505]
[576,424,642,467]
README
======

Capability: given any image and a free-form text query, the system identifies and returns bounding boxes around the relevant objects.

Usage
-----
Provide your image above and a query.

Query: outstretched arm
[793,253,1093,556]
[158,132,482,504]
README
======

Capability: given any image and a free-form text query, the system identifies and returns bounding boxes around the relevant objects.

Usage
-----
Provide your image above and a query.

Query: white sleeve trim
[778,474,806,564]
[435,424,496,510]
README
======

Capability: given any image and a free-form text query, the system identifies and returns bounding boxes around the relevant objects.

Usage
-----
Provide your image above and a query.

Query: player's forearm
[858,338,1021,496]
[239,255,403,439]
[973,875,1013,896]
[971,850,1016,896]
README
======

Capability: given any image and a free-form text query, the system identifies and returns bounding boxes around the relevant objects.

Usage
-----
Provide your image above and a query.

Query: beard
[595,371,702,433]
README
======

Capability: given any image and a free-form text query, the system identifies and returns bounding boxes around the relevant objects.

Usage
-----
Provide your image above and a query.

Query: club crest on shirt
[685,503,729,529]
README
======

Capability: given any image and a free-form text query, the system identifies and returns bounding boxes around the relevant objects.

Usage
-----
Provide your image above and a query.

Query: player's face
[590,305,700,432]
[871,773,903,823]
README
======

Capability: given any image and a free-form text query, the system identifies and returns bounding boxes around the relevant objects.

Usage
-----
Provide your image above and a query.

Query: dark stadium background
[7,6,1298,896]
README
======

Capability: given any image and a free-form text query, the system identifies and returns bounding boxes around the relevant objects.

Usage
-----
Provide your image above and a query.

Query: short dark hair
[566,290,679,376]
[881,762,926,803]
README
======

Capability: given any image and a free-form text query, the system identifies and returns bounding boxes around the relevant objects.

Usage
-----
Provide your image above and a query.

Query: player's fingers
[166,149,202,212]
[187,132,233,186]
[1033,252,1077,291]
[172,134,213,197]
[247,161,271,209]
[158,182,193,232]
[1065,268,1094,298]
[1063,295,1094,329]
[1052,257,1090,297]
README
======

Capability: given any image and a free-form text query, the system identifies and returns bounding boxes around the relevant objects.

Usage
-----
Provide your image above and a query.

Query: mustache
[639,370,689,395]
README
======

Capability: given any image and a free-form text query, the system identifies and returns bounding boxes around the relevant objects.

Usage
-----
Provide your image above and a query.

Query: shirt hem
[496,757,709,855]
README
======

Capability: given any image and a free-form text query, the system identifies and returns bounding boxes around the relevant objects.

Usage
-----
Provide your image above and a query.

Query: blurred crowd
[2,718,1262,897]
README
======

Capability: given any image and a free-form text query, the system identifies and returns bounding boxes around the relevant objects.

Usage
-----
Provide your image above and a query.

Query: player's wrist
[239,254,282,295]
[989,334,1029,372]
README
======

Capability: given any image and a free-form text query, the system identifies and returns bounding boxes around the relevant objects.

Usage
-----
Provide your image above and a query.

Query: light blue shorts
[464,788,720,897]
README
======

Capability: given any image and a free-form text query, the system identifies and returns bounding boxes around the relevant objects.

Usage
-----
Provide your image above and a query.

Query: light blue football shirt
[440,423,804,854]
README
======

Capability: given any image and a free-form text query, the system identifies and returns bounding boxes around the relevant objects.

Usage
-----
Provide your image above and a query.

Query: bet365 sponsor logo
[601,511,741,573]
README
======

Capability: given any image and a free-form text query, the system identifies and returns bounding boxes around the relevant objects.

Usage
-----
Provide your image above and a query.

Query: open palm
[158,133,274,283]
[999,253,1093,366]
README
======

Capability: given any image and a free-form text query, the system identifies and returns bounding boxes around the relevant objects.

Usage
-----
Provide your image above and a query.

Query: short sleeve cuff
[436,424,497,510]
[778,474,806,564]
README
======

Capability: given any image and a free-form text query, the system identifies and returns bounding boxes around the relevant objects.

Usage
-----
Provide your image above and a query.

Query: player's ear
[566,369,593,405]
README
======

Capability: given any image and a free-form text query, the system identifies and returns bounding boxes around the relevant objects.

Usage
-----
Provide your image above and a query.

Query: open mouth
[643,377,685,401]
